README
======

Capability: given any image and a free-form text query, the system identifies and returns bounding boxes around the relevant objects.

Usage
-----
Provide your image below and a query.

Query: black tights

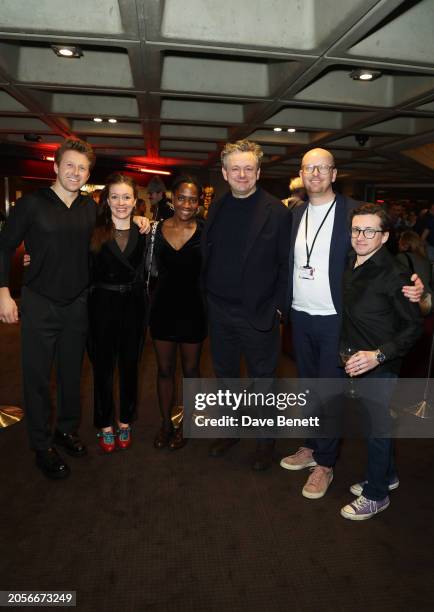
[153,340,202,430]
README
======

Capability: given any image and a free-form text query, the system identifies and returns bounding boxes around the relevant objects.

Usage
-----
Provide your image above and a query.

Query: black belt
[92,282,137,293]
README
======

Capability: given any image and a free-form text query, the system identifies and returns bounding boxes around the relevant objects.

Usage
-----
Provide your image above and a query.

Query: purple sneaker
[341,495,390,521]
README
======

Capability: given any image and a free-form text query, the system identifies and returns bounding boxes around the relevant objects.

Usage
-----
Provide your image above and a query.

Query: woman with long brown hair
[88,173,148,453]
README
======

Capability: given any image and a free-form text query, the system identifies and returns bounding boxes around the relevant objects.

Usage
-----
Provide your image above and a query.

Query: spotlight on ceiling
[108,118,117,124]
[273,127,282,132]
[350,69,382,81]
[287,128,296,133]
[93,117,103,123]
[51,45,83,58]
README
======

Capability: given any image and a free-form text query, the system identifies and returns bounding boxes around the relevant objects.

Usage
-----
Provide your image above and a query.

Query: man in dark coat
[201,139,292,470]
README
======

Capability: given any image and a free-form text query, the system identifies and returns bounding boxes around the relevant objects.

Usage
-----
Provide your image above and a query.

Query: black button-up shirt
[341,245,422,373]
[0,187,96,304]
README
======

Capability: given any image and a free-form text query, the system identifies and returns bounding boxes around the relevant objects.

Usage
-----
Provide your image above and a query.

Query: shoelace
[295,447,310,457]
[307,466,329,485]
[98,431,115,443]
[352,495,374,511]
[117,427,131,441]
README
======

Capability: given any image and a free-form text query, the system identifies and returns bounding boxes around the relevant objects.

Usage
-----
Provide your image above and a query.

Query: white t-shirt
[292,199,337,316]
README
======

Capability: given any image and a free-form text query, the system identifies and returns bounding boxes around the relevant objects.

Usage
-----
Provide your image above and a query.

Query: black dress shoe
[53,430,87,457]
[169,427,187,450]
[154,427,173,449]
[35,448,70,480]
[209,438,240,457]
[251,440,275,471]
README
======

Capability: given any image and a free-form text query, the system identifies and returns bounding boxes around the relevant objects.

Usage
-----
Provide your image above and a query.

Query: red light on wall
[376,199,385,204]
[125,164,171,176]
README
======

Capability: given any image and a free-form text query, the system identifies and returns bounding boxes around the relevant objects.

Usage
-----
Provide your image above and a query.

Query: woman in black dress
[88,174,148,453]
[149,175,206,450]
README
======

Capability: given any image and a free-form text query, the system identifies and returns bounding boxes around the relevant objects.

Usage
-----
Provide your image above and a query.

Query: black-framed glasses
[351,227,383,239]
[301,164,334,175]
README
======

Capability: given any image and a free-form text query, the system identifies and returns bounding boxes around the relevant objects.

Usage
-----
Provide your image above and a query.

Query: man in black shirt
[202,139,291,470]
[340,203,421,520]
[0,139,97,478]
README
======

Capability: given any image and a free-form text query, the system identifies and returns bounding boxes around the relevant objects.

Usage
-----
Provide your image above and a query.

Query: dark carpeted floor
[1,321,434,612]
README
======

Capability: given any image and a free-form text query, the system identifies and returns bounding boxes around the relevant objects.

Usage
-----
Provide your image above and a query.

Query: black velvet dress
[88,226,148,428]
[149,220,207,343]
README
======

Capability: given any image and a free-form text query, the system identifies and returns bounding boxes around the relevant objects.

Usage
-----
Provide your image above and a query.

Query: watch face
[376,351,386,364]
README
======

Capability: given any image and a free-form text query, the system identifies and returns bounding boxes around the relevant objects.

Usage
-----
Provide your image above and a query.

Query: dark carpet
[1,322,434,612]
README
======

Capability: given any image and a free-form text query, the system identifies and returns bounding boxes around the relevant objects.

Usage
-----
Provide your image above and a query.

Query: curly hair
[220,139,263,169]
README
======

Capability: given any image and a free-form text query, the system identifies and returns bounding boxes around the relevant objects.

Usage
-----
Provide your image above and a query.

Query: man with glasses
[339,203,421,519]
[280,148,422,499]
[202,139,291,470]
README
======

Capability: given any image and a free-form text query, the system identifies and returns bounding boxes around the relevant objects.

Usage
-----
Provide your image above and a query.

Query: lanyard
[304,198,336,267]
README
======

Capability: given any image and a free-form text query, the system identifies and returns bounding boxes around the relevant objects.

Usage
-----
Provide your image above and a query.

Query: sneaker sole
[280,458,317,471]
[350,480,399,496]
[302,473,333,499]
[340,499,390,521]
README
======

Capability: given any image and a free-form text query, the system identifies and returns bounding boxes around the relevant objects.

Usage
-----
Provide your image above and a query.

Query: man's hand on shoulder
[402,273,424,302]
[0,287,19,323]
[133,216,151,234]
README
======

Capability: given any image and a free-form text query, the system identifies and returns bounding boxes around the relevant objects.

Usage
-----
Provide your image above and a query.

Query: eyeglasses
[351,227,383,239]
[109,194,134,203]
[301,164,334,175]
[175,195,198,205]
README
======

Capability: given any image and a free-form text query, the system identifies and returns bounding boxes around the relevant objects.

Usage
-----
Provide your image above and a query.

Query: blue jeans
[359,371,398,501]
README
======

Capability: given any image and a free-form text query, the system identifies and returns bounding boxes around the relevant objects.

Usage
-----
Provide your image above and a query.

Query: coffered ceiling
[0,0,434,184]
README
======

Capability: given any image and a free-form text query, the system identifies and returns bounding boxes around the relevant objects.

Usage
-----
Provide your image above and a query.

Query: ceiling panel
[0,0,432,181]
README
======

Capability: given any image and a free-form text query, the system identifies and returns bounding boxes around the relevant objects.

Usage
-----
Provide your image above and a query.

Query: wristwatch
[375,349,386,364]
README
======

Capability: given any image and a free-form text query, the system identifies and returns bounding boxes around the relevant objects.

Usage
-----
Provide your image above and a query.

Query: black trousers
[20,286,88,451]
[208,296,280,379]
[88,288,146,429]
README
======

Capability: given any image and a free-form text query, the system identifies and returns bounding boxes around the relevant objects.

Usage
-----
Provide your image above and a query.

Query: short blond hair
[221,139,263,168]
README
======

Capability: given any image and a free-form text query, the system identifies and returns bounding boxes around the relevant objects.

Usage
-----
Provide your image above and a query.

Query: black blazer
[201,187,292,331]
[90,225,147,287]
[286,192,359,317]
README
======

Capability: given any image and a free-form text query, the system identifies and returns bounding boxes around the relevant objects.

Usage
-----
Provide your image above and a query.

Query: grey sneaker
[280,447,317,471]
[341,495,390,521]
[302,466,333,499]
[350,477,399,497]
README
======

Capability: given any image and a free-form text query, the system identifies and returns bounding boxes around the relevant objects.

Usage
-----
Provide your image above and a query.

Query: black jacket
[201,187,291,331]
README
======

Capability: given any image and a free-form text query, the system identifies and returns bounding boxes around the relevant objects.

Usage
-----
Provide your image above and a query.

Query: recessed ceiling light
[287,128,296,133]
[51,45,83,58]
[108,118,117,124]
[350,69,382,81]
[273,127,282,132]
[93,117,103,123]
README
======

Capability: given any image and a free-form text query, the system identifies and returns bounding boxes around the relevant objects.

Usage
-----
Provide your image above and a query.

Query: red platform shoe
[116,426,132,450]
[97,429,116,453]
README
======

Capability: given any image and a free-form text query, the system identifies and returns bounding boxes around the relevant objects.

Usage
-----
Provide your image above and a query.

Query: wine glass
[339,346,358,399]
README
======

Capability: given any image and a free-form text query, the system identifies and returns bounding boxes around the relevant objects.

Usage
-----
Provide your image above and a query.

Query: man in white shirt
[281,148,422,499]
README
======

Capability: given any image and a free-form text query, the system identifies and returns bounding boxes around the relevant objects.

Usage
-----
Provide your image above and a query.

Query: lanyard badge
[299,198,336,280]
